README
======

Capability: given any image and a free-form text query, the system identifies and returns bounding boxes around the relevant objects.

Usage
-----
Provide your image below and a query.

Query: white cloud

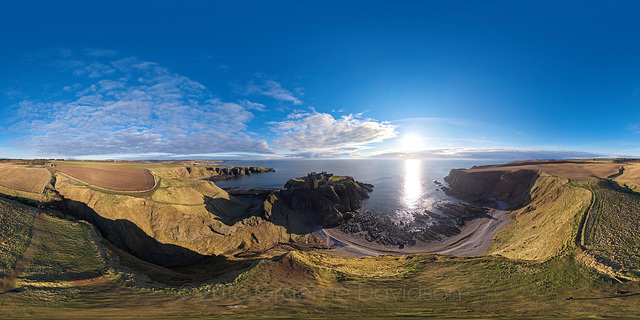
[9,54,273,157]
[246,80,303,105]
[628,123,640,133]
[239,99,267,111]
[268,112,397,157]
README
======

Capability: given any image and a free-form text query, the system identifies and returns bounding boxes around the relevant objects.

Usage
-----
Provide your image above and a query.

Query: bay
[215,159,504,221]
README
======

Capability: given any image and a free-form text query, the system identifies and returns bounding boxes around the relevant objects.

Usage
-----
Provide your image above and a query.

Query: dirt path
[322,201,510,258]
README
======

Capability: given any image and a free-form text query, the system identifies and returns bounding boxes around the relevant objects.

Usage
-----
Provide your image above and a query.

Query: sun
[401,134,425,152]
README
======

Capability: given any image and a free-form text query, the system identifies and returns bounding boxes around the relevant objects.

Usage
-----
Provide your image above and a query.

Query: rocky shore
[198,166,275,182]
[337,201,491,248]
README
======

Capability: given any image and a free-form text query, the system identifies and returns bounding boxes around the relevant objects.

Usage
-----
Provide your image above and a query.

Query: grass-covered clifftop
[3,160,640,318]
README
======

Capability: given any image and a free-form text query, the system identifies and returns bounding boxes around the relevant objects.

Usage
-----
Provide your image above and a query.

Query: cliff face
[444,169,539,209]
[263,176,373,229]
[151,166,275,180]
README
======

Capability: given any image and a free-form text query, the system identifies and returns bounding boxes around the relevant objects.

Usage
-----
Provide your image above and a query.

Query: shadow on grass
[603,179,640,197]
[0,287,27,295]
[56,199,209,268]
[573,292,640,300]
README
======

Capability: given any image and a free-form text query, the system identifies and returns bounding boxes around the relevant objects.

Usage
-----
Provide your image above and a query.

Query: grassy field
[577,180,640,281]
[467,161,623,179]
[614,163,640,192]
[0,164,51,193]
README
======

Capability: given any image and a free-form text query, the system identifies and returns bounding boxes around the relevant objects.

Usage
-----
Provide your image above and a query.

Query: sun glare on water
[402,159,422,210]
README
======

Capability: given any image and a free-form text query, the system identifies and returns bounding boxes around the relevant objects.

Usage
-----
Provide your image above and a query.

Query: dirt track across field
[54,165,155,191]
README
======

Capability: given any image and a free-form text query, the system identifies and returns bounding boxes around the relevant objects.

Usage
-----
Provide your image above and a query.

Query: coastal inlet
[219,159,502,249]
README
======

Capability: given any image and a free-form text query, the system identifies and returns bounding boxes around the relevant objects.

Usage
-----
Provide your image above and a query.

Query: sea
[215,159,506,222]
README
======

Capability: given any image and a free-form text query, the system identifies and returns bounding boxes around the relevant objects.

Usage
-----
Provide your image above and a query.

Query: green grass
[580,181,640,277]
[0,199,36,278]
[488,176,592,261]
[20,215,105,284]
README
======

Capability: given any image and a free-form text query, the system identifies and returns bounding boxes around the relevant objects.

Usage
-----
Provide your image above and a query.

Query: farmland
[467,161,623,179]
[0,164,51,193]
[53,165,155,192]
[614,162,640,192]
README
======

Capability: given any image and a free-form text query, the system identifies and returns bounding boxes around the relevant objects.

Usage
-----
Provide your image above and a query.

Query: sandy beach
[319,201,510,258]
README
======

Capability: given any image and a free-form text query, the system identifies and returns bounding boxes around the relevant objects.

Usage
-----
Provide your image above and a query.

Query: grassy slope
[0,199,37,283]
[577,180,640,281]
[615,163,640,192]
[3,163,640,318]
[52,164,291,258]
[0,198,106,306]
[488,175,592,261]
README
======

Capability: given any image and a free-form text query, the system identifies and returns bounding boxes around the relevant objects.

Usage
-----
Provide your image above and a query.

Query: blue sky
[1,0,640,159]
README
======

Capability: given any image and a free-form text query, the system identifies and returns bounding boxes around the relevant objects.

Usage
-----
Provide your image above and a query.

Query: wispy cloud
[369,148,607,160]
[82,48,119,57]
[627,123,640,133]
[239,99,267,111]
[268,111,397,158]
[246,80,303,105]
[7,52,273,157]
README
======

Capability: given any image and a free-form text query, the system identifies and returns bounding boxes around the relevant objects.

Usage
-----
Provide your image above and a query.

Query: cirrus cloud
[246,80,303,105]
[8,52,273,157]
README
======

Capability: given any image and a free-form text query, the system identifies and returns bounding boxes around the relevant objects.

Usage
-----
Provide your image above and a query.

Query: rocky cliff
[151,166,275,180]
[445,167,593,261]
[444,168,540,209]
[263,175,374,230]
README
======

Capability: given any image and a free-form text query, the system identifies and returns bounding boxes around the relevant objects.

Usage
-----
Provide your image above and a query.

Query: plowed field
[55,165,155,191]
[0,165,51,193]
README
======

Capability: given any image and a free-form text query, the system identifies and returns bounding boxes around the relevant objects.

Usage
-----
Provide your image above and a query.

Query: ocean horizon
[216,159,507,221]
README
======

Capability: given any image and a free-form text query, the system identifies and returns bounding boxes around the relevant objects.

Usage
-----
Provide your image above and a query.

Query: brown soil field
[0,164,51,193]
[54,165,155,191]
[615,162,640,183]
[465,161,623,179]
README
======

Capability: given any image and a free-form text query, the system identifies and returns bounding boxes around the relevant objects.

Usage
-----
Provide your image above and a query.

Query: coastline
[321,200,510,258]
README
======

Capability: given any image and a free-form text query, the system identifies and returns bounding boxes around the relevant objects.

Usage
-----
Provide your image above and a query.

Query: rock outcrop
[152,166,275,180]
[263,175,374,229]
[201,166,276,182]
